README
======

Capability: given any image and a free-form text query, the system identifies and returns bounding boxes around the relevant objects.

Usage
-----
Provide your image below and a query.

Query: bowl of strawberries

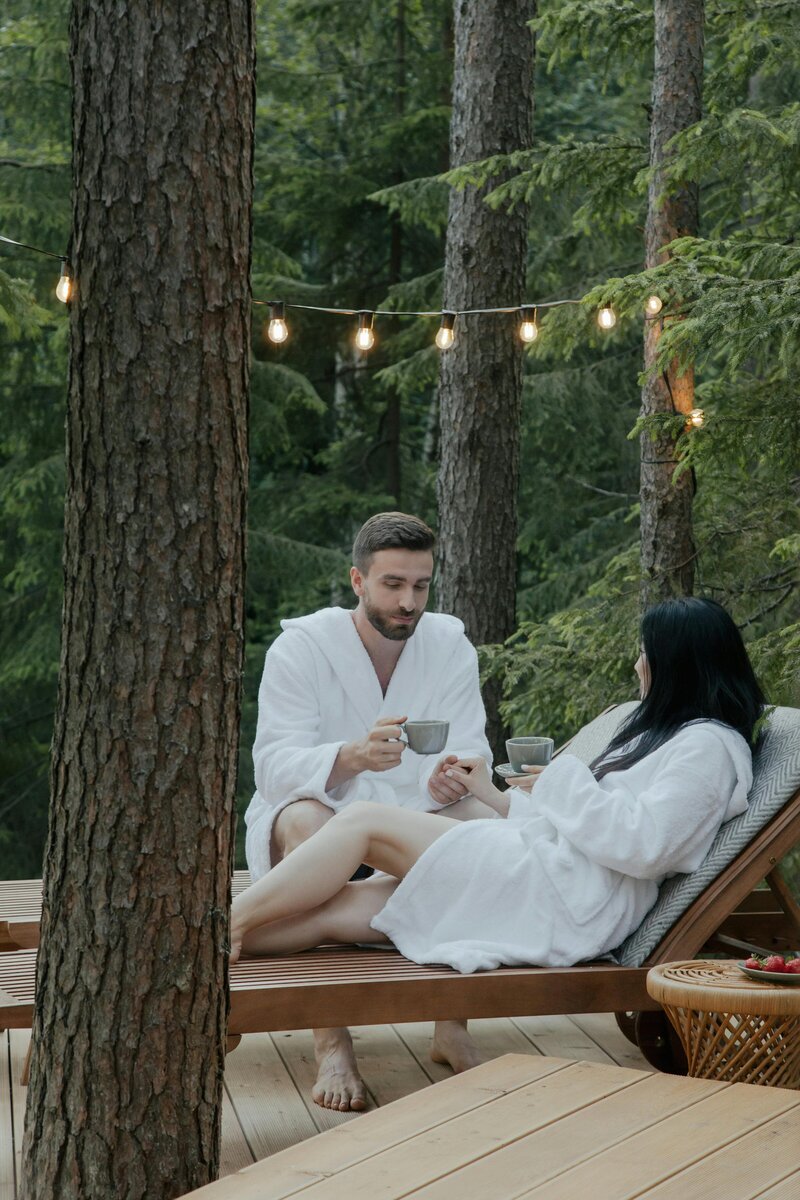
[737,954,800,983]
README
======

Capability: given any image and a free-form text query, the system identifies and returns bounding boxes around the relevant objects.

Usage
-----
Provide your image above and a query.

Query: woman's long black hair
[590,597,766,781]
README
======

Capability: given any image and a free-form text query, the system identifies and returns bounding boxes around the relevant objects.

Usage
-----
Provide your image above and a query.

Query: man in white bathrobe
[245,511,494,1111]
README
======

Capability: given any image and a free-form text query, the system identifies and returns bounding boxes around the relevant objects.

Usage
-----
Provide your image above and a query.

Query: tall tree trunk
[21,2,254,1197]
[385,0,406,506]
[436,0,535,756]
[640,0,703,607]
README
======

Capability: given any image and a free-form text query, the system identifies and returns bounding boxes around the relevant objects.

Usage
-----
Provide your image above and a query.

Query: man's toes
[349,1092,367,1111]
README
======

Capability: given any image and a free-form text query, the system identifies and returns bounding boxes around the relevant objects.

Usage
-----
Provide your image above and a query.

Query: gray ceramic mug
[505,736,554,772]
[401,720,449,755]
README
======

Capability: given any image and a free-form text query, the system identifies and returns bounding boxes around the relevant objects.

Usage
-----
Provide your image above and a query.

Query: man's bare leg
[271,799,368,1112]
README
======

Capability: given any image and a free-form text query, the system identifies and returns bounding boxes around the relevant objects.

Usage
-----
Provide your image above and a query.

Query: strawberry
[743,956,763,970]
[763,955,786,973]
[784,958,800,975]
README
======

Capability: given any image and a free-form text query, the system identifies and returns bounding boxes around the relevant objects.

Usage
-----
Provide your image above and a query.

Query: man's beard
[364,597,422,641]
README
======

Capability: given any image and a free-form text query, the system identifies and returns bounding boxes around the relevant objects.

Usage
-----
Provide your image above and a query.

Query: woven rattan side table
[647,960,800,1087]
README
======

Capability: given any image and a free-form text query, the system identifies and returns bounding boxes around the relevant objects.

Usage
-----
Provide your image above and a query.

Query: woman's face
[635,646,651,698]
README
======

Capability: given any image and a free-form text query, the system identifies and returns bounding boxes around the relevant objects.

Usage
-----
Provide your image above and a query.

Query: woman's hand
[445,757,499,806]
[505,764,546,793]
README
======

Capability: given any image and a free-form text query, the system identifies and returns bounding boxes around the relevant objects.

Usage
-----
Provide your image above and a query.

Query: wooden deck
[0,1013,648,1196]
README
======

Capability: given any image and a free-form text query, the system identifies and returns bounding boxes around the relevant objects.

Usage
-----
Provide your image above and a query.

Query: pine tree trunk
[20,3,254,1197]
[640,0,703,607]
[437,0,535,756]
[385,0,406,506]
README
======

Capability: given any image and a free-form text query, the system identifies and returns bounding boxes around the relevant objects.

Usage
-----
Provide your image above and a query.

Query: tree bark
[436,0,535,756]
[21,2,254,1197]
[640,0,703,607]
[385,0,406,506]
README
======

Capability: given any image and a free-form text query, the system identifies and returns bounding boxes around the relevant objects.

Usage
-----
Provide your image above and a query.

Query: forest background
[1,0,798,881]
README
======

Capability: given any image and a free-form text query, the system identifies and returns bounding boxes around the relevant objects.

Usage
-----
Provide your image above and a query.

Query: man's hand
[351,715,408,774]
[427,754,470,806]
[326,716,407,791]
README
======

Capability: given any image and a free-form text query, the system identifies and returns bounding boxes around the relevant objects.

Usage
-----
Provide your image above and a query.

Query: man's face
[351,548,434,641]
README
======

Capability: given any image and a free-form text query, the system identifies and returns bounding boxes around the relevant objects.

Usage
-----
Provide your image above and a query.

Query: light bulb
[356,311,375,351]
[645,294,663,316]
[267,301,288,343]
[56,262,72,303]
[519,306,538,343]
[435,311,456,350]
[688,408,705,428]
[597,305,616,330]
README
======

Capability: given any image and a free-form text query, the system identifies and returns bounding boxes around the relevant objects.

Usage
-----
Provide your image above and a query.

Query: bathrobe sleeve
[510,727,742,880]
[417,638,492,802]
[252,630,346,809]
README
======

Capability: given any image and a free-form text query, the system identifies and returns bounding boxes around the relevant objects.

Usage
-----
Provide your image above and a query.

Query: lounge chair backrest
[559,703,800,968]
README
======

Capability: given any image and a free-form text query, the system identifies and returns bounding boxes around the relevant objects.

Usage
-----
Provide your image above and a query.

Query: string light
[55,260,73,303]
[435,311,456,350]
[687,408,705,429]
[597,305,617,330]
[267,300,288,343]
[519,306,538,343]
[355,311,375,351]
[2,231,684,355]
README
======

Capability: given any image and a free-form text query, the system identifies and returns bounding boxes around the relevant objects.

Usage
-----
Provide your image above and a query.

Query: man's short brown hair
[352,512,435,572]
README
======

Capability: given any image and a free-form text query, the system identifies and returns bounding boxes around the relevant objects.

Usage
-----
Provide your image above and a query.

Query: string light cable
[2,230,681,371]
[0,233,73,302]
[254,294,618,350]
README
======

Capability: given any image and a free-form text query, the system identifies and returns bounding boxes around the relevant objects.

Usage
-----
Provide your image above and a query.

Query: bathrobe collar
[279,607,466,733]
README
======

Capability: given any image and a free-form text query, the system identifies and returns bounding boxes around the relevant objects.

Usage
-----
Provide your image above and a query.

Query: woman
[231,597,764,974]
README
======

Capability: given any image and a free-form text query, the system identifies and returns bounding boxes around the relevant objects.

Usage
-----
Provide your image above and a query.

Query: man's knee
[274,798,333,857]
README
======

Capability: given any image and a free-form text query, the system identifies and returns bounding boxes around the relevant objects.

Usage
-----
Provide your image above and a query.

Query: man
[245,512,494,1111]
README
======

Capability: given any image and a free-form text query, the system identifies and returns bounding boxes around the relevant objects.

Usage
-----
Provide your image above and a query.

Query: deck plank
[406,1069,723,1200]
[349,1024,439,1105]
[0,1014,693,1198]
[517,1080,800,1199]
[568,1012,649,1070]
[228,1059,645,1200]
[632,1107,800,1199]
[396,1017,542,1084]
[0,1034,16,1198]
[9,1031,29,1190]
[511,1014,618,1064]
[219,1084,256,1178]
[224,1034,319,1160]
[186,1055,567,1199]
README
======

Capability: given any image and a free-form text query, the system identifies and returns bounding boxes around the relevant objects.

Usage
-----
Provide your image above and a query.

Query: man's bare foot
[312,1028,368,1112]
[430,1020,485,1073]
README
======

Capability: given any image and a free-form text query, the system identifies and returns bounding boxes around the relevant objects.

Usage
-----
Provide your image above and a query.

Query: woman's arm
[445,759,511,816]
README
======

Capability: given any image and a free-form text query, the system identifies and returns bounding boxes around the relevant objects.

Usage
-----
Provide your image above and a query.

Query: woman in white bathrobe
[231,598,765,973]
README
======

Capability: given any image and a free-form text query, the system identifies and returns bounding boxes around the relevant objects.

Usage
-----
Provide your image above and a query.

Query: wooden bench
[180,1052,800,1198]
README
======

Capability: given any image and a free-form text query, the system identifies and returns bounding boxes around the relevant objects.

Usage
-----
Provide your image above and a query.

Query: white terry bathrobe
[245,606,491,880]
[371,720,753,973]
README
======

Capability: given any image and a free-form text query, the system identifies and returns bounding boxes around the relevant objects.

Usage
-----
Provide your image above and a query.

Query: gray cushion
[560,704,800,967]
[559,701,639,767]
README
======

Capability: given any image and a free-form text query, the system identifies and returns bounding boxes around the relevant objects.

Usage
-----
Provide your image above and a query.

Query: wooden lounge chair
[2,704,799,1073]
